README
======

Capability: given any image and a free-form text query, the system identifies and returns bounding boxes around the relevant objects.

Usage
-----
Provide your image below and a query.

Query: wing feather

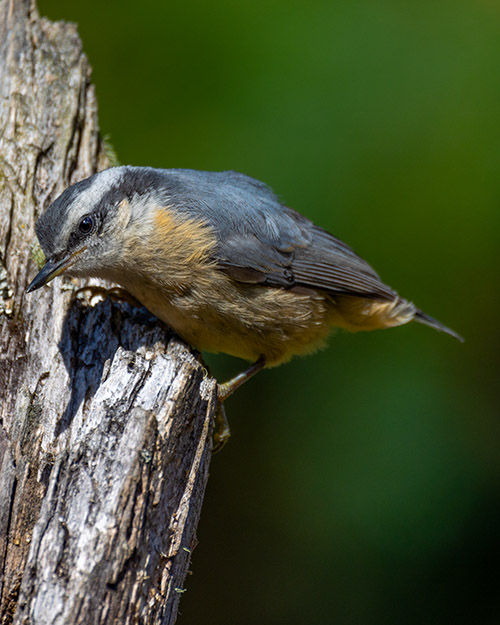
[156,169,398,300]
[291,257,398,299]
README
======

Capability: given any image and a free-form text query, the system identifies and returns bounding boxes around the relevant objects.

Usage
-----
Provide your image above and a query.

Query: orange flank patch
[152,208,217,267]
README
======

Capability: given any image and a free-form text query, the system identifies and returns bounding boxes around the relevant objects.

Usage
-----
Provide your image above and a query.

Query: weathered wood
[0,1,215,623]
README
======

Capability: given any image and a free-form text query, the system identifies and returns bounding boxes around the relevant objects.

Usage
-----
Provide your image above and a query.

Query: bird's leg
[217,356,266,401]
[212,357,266,453]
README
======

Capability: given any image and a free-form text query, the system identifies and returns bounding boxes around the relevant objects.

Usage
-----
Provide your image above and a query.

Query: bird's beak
[27,248,86,292]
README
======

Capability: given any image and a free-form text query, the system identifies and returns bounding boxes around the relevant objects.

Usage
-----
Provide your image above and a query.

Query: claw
[213,402,231,454]
[75,285,141,307]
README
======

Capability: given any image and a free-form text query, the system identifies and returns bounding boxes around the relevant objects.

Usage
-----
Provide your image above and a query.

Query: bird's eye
[79,216,94,234]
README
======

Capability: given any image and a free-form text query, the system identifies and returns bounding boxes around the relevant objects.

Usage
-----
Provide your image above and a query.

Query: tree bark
[0,1,215,623]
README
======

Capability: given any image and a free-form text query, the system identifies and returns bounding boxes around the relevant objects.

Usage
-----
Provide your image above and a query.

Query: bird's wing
[164,169,397,299]
[217,219,397,300]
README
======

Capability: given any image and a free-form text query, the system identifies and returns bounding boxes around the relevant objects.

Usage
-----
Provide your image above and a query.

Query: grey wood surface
[0,1,215,622]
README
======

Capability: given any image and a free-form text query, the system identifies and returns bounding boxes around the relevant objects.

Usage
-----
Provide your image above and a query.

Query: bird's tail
[414,310,464,342]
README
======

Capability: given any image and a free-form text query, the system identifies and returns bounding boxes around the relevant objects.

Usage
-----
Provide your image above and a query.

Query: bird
[27,166,462,444]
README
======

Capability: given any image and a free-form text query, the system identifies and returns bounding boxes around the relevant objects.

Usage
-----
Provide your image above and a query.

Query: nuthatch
[28,166,462,416]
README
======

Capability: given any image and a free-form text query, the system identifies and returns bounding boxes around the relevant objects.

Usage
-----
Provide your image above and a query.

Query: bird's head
[27,166,170,292]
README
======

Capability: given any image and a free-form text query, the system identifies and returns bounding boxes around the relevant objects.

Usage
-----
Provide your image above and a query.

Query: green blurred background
[39,1,500,623]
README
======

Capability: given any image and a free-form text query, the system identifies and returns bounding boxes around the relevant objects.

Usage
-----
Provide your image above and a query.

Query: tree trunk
[0,1,215,623]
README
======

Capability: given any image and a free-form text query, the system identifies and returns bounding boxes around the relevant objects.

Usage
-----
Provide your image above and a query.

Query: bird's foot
[213,402,231,454]
[212,356,266,453]
[75,285,141,307]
